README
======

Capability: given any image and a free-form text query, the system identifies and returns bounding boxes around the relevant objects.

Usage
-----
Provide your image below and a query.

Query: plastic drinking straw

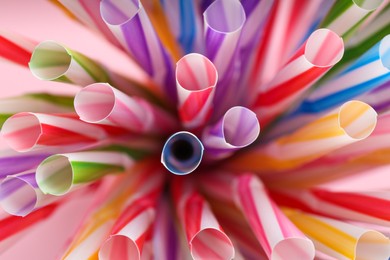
[171,177,235,260]
[358,79,390,112]
[36,151,134,196]
[252,28,344,127]
[98,196,157,260]
[62,162,164,260]
[28,41,158,102]
[0,204,59,253]
[320,0,384,39]
[1,112,118,153]
[0,170,56,216]
[100,0,176,101]
[55,0,123,48]
[233,174,315,260]
[142,0,182,61]
[161,131,204,175]
[160,0,203,54]
[203,0,246,115]
[74,83,177,134]
[284,209,390,260]
[0,93,74,127]
[202,106,260,159]
[273,188,390,227]
[270,34,390,139]
[0,31,35,67]
[175,53,217,129]
[151,197,184,260]
[229,101,377,172]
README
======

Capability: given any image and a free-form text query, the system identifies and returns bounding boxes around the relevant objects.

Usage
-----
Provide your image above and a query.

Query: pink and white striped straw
[202,106,260,159]
[233,174,315,260]
[1,113,114,153]
[252,28,344,127]
[172,178,235,260]
[74,83,177,134]
[176,53,218,129]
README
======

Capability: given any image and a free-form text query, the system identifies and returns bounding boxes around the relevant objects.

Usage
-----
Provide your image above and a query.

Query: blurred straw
[0,32,35,67]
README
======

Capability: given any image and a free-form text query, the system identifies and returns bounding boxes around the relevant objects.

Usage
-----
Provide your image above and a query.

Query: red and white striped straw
[176,53,218,129]
[1,113,116,153]
[74,83,177,134]
[172,178,235,260]
[0,31,35,67]
[252,28,344,127]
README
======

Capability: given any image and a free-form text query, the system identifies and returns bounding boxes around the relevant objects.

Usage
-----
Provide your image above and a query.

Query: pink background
[0,1,142,259]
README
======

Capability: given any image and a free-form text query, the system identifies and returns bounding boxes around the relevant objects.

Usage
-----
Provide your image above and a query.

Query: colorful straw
[0,93,74,127]
[233,174,315,259]
[0,151,49,179]
[1,113,117,153]
[175,53,217,129]
[285,209,390,260]
[28,41,155,100]
[36,151,134,196]
[100,0,176,101]
[320,0,385,39]
[0,31,35,67]
[252,28,344,127]
[172,178,235,260]
[161,131,204,175]
[74,83,177,134]
[229,101,377,172]
[202,106,260,159]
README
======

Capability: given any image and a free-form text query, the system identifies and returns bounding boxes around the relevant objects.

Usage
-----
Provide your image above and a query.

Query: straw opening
[36,155,73,196]
[99,235,140,260]
[190,228,235,260]
[204,0,246,33]
[339,101,377,140]
[379,35,390,70]
[176,53,217,91]
[223,107,260,147]
[352,0,384,11]
[355,230,390,259]
[101,0,139,26]
[305,29,344,67]
[0,176,37,216]
[29,41,72,81]
[272,238,315,260]
[161,131,204,175]
[1,112,42,152]
[75,83,116,123]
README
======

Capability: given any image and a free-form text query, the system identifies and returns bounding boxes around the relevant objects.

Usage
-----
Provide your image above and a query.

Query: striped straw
[0,204,58,253]
[100,0,176,101]
[175,53,218,129]
[229,101,377,172]
[28,41,154,100]
[0,31,35,67]
[98,197,156,260]
[1,113,113,153]
[233,174,315,260]
[172,178,235,260]
[273,188,390,227]
[358,79,390,112]
[56,0,123,48]
[252,28,344,127]
[0,170,56,216]
[320,0,385,39]
[0,152,49,180]
[62,162,163,260]
[36,151,134,196]
[0,93,74,127]
[161,131,204,175]
[74,83,177,134]
[160,0,203,54]
[271,34,390,139]
[202,106,260,159]
[284,209,390,260]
